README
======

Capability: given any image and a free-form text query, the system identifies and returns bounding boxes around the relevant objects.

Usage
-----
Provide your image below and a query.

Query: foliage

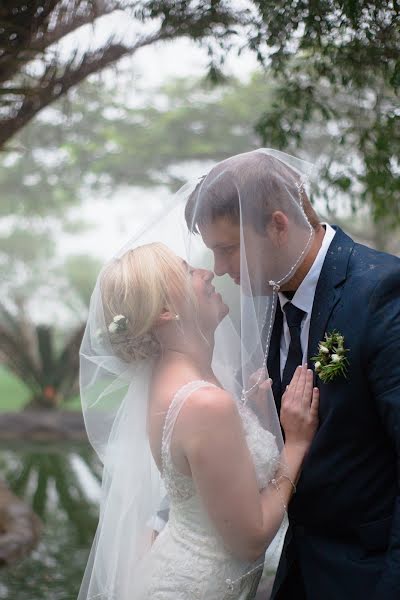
[0,0,246,149]
[248,0,400,226]
[311,330,349,384]
[255,58,400,227]
[63,254,102,308]
[1,74,271,205]
[1,1,399,225]
[141,1,400,225]
[0,302,84,408]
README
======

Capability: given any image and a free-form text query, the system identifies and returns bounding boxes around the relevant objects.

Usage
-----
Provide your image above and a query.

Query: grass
[0,366,30,411]
[0,366,81,412]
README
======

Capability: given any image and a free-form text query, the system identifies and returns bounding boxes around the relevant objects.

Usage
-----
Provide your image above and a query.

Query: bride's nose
[203,269,214,282]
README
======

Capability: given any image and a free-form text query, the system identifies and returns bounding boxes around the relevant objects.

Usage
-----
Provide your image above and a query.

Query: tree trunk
[24,390,62,410]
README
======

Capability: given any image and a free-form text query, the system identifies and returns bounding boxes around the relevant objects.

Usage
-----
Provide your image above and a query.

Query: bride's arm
[179,365,318,562]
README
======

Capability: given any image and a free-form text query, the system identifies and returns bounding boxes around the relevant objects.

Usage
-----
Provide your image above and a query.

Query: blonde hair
[101,243,194,363]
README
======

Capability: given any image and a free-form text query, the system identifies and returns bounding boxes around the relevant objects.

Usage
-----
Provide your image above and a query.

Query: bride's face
[181,260,229,330]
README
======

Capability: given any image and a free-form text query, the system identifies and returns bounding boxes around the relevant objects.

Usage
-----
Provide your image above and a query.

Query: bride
[78,150,319,599]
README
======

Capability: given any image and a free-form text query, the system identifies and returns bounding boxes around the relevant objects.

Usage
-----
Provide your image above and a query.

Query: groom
[185,152,400,599]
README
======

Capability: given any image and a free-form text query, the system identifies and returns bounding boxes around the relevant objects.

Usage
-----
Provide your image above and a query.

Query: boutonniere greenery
[311,330,349,383]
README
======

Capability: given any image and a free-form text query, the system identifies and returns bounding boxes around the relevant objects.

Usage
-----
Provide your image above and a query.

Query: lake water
[0,442,101,600]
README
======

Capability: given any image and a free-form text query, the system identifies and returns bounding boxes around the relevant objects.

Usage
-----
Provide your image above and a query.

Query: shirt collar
[279,223,336,314]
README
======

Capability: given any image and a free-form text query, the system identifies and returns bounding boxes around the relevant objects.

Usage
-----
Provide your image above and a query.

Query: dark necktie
[281,302,306,391]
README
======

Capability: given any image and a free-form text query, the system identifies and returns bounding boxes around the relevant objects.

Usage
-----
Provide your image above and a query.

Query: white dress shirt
[278,224,336,378]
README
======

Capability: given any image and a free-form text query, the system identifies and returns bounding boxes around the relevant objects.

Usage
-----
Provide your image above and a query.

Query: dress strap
[161,380,218,460]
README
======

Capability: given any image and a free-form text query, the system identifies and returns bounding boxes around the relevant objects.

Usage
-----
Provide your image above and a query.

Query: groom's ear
[268,211,289,246]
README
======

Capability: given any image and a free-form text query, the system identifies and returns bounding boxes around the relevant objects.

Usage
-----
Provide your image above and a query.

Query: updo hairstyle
[101,242,194,363]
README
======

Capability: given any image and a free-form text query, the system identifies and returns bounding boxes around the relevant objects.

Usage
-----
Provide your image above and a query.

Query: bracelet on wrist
[276,474,297,494]
[270,477,288,512]
[269,472,297,512]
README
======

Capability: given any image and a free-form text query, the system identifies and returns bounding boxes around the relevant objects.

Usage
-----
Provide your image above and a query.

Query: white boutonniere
[311,330,349,383]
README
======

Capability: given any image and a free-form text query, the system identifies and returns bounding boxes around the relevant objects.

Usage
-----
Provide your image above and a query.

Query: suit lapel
[266,226,354,408]
[307,226,354,367]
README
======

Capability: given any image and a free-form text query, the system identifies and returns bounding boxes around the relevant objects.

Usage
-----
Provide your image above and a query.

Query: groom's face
[199,214,294,296]
[199,217,273,295]
[199,217,241,283]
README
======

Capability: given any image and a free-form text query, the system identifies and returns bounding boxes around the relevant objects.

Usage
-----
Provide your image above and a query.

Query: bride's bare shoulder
[177,387,243,460]
[177,386,238,433]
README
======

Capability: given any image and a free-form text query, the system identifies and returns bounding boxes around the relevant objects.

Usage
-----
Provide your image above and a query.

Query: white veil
[78,149,315,599]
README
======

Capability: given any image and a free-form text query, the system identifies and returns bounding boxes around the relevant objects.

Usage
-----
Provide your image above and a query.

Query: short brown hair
[185,153,320,233]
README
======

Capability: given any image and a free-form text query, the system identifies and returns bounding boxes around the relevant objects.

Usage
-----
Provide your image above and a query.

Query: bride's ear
[267,211,289,246]
[154,309,180,327]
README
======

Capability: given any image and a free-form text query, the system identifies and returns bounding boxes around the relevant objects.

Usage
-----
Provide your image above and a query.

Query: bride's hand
[280,364,319,454]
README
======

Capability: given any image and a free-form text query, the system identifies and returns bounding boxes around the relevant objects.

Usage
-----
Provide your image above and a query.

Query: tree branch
[0,2,244,148]
[0,0,61,84]
[29,1,120,52]
[0,30,169,149]
[0,2,122,86]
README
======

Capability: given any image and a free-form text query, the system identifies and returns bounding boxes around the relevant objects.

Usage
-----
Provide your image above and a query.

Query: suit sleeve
[366,268,400,599]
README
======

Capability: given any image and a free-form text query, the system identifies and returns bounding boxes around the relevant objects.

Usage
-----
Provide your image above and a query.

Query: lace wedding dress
[137,380,281,600]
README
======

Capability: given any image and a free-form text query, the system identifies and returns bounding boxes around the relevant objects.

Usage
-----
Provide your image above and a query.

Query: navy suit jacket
[268,226,400,599]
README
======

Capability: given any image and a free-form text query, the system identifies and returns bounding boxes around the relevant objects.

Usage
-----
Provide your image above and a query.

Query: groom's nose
[213,256,228,277]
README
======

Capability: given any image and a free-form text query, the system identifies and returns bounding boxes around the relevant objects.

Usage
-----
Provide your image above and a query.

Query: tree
[134,1,400,226]
[0,246,102,409]
[0,0,245,150]
[2,1,399,225]
[248,0,400,227]
[0,301,85,409]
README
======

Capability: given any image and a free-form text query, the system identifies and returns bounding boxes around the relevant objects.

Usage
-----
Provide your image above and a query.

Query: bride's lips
[206,286,222,301]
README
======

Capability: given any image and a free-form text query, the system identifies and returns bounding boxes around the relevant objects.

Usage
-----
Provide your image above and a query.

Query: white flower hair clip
[108,314,129,334]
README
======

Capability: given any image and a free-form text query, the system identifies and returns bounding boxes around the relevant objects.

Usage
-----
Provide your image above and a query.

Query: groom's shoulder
[333,226,400,284]
[352,240,400,272]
